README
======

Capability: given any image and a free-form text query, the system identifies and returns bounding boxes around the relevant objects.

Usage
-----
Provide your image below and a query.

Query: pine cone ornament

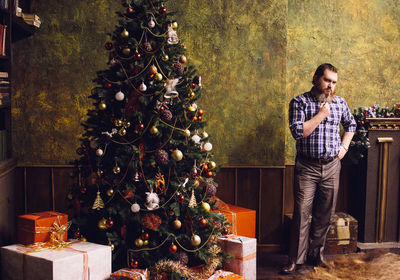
[143,41,152,51]
[161,109,173,121]
[156,149,169,165]
[174,62,184,75]
[206,183,217,196]
[177,251,189,265]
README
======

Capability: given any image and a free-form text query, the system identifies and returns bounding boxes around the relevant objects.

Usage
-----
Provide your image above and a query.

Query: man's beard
[314,84,335,103]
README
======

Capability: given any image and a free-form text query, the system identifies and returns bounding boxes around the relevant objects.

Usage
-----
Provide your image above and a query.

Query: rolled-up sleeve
[289,98,304,140]
[341,100,356,132]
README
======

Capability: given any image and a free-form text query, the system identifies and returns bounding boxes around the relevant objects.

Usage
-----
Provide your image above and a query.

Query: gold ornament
[208,161,216,170]
[121,29,129,38]
[149,65,157,74]
[150,126,159,134]
[118,127,127,136]
[155,73,163,81]
[122,47,131,55]
[92,191,105,210]
[124,121,131,128]
[113,165,121,174]
[193,179,200,188]
[188,189,197,208]
[187,105,195,112]
[114,119,123,127]
[184,129,191,137]
[143,240,149,246]
[188,91,195,99]
[98,102,107,110]
[108,241,115,251]
[190,234,201,246]
[80,236,87,242]
[171,149,183,161]
[98,218,107,230]
[179,55,187,63]
[173,219,182,229]
[106,188,114,196]
[162,54,169,61]
[171,21,178,29]
[134,238,144,247]
[202,131,208,138]
[202,202,210,212]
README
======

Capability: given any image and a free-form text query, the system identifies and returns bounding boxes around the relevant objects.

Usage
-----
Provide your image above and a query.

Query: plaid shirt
[289,91,356,159]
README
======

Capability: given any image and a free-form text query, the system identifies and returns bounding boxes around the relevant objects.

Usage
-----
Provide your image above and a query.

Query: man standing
[282,63,356,274]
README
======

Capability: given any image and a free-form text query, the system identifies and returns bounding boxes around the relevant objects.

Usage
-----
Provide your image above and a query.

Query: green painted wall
[11,0,400,166]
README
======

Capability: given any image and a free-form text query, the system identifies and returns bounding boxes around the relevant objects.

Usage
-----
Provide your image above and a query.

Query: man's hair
[312,63,338,85]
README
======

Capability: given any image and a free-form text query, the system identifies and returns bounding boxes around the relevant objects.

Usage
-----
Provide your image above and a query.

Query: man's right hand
[319,102,330,118]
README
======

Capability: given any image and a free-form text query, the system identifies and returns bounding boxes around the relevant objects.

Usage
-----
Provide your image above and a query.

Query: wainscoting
[8,163,354,252]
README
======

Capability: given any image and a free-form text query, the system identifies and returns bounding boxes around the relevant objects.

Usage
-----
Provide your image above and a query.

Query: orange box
[17,211,68,245]
[215,204,256,238]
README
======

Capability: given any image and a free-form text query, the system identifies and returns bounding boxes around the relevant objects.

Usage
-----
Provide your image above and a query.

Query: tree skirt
[299,250,400,280]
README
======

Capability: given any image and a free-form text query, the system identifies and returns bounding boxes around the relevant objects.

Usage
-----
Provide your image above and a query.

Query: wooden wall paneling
[0,168,17,245]
[258,168,284,247]
[214,168,235,204]
[53,166,74,213]
[236,168,259,210]
[283,164,294,215]
[25,167,53,212]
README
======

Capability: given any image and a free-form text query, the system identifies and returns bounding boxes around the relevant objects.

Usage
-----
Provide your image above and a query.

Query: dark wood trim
[0,158,17,178]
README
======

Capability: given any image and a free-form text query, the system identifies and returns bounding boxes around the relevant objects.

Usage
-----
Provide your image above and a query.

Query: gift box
[110,268,149,279]
[218,236,257,280]
[214,203,256,238]
[208,270,245,280]
[17,211,69,245]
[1,240,111,280]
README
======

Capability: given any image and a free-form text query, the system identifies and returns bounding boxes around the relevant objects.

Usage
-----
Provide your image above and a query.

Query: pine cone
[155,149,169,165]
[206,183,217,196]
[161,109,173,121]
[141,213,162,231]
[143,42,152,51]
[174,62,184,75]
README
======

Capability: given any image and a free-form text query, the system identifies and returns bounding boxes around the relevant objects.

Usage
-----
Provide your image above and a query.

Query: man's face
[315,69,338,97]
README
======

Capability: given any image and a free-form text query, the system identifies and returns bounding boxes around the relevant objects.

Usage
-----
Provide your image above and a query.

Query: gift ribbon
[219,236,256,261]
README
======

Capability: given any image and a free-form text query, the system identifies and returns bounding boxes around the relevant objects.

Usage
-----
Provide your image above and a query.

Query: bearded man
[282,63,356,274]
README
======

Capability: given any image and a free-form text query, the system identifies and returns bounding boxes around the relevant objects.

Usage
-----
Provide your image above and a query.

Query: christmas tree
[69,0,229,278]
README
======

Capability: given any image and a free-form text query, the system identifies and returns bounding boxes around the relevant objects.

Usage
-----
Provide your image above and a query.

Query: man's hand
[319,102,330,118]
[338,146,347,160]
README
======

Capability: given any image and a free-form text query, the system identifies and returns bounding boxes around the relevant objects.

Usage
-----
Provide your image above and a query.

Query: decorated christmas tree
[69,0,229,278]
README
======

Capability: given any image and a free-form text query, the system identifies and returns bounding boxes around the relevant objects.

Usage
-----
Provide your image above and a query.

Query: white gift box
[1,240,111,280]
[218,236,257,280]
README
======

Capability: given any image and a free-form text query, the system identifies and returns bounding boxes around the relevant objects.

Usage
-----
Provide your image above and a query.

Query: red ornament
[205,171,213,178]
[169,244,178,254]
[147,73,155,80]
[127,7,134,14]
[191,82,197,89]
[133,52,141,61]
[222,227,229,235]
[130,260,138,268]
[74,231,80,239]
[80,187,87,194]
[136,123,145,131]
[198,109,204,116]
[177,193,185,203]
[193,116,198,122]
[104,42,113,50]
[159,6,167,15]
[105,82,112,88]
[141,232,149,240]
[106,219,114,228]
[197,115,202,121]
[199,218,207,228]
[202,164,208,172]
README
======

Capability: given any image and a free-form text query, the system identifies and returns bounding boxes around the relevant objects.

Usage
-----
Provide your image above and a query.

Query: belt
[298,155,338,165]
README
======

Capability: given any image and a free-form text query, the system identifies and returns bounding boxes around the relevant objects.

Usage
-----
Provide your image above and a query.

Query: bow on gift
[49,216,72,244]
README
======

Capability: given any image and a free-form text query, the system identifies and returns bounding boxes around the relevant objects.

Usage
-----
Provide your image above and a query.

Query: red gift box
[213,200,256,238]
[110,268,149,279]
[17,211,69,245]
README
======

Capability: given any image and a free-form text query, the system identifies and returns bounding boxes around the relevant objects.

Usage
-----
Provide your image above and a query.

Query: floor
[256,244,400,280]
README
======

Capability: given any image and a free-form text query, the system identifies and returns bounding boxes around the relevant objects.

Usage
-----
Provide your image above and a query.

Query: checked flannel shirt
[289,91,356,160]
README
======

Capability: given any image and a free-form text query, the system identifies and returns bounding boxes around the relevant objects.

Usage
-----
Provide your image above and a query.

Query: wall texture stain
[11,0,400,166]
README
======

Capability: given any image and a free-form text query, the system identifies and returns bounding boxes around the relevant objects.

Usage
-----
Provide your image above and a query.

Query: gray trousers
[288,156,341,264]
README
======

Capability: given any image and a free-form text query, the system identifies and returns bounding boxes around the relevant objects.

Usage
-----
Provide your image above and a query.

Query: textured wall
[285,0,400,163]
[12,0,287,166]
